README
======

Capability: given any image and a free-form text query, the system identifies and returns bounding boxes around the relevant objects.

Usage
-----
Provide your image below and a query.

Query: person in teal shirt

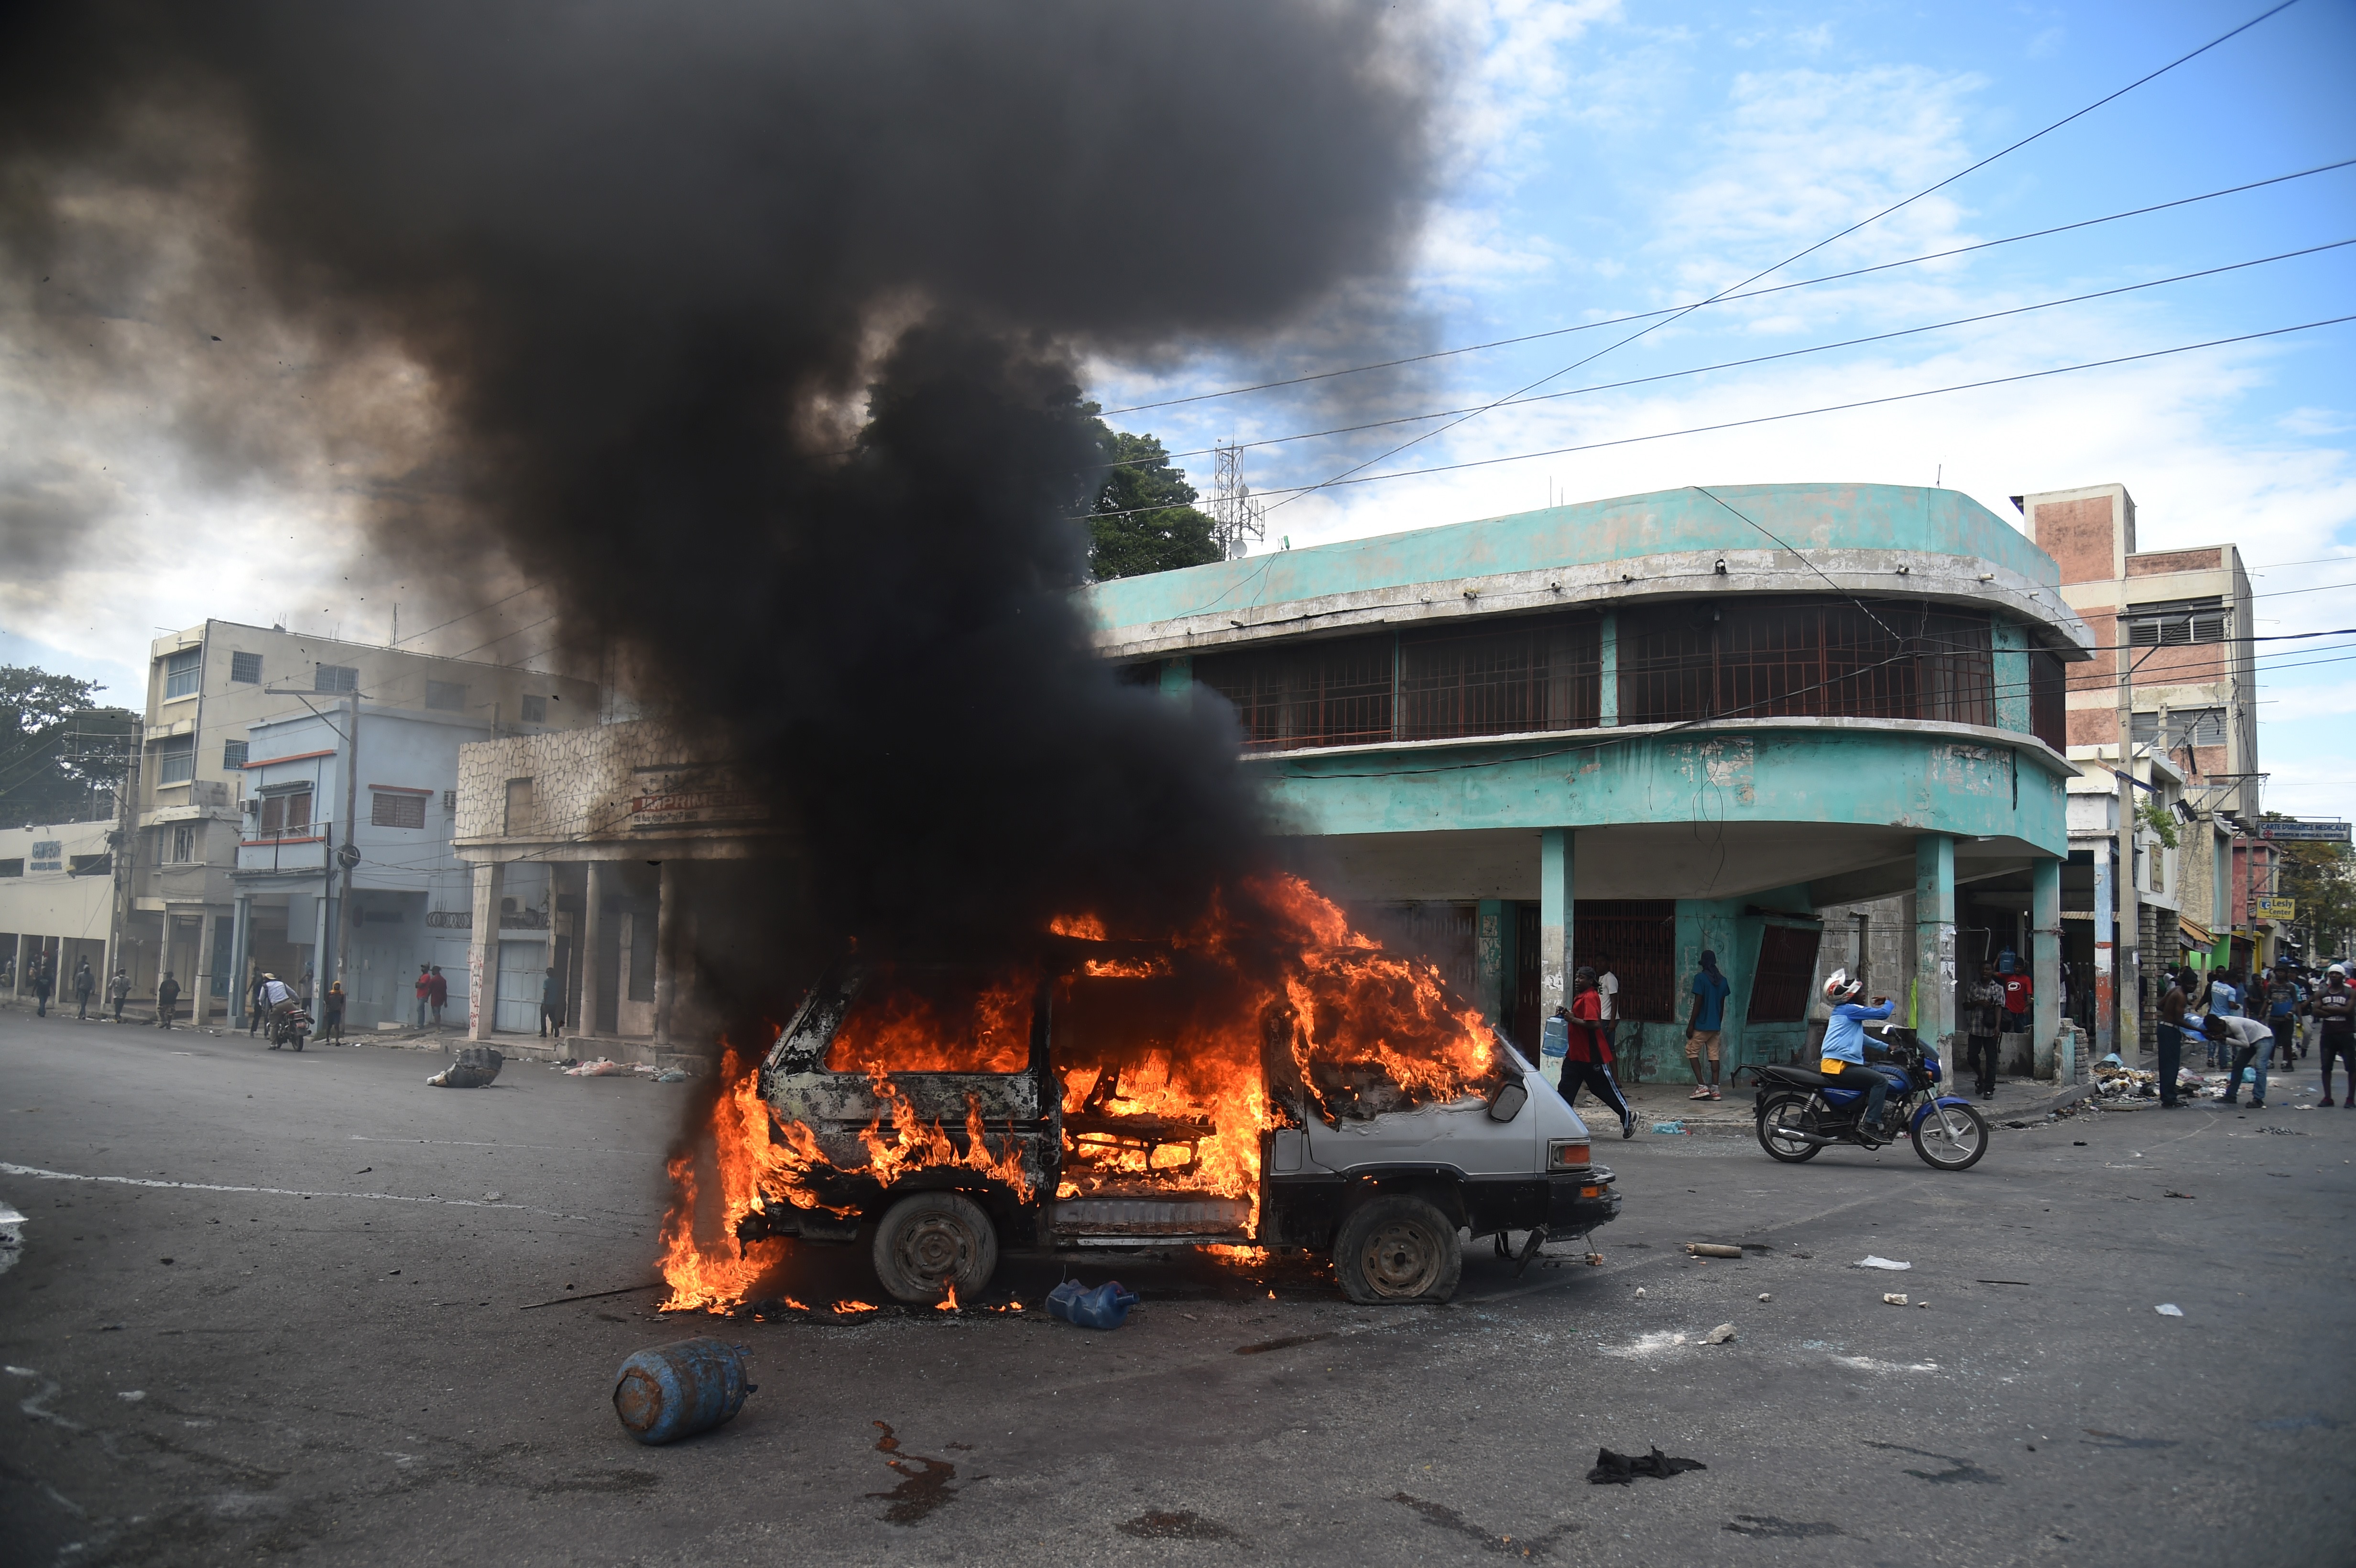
[1685,949,1733,1100]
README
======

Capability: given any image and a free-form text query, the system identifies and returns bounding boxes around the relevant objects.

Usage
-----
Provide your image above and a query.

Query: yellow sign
[2252,895,2297,921]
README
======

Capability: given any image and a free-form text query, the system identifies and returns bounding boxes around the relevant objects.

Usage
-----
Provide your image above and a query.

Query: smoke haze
[1,1,1449,1010]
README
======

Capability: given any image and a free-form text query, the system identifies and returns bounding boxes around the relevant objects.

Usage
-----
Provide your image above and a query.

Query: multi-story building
[126,619,600,1022]
[2018,483,2262,1051]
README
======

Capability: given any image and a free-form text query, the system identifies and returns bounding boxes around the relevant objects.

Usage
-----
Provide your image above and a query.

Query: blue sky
[1087,0,2356,824]
[6,0,2351,824]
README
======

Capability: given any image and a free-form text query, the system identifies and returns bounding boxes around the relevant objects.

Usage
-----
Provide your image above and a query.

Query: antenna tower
[1211,441,1265,561]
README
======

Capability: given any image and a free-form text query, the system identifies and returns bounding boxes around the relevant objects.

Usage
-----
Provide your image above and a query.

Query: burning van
[717,915,1621,1307]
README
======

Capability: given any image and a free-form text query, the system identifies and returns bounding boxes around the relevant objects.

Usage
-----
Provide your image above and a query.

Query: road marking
[0,1161,651,1224]
[348,1135,661,1155]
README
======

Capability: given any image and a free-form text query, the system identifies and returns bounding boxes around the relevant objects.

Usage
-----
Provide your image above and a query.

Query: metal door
[495,939,546,1034]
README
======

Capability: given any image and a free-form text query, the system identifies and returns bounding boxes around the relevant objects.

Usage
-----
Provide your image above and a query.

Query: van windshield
[823,967,1034,1075]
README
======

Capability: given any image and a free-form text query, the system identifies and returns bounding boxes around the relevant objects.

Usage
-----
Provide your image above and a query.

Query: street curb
[2010,1082,2098,1120]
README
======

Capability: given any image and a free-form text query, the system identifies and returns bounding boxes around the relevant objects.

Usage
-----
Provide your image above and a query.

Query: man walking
[2203,1009,2276,1109]
[428,965,448,1026]
[31,951,53,1018]
[414,963,434,1029]
[1999,958,2033,1054]
[1963,961,2006,1100]
[1684,949,1731,1101]
[538,966,564,1039]
[2155,966,2190,1108]
[1550,969,1635,1139]
[2263,962,2303,1072]
[108,966,130,1022]
[2314,965,2356,1107]
[72,957,94,1020]
[155,970,181,1031]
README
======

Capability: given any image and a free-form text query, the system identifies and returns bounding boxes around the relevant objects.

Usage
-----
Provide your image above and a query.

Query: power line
[1100,153,2355,420]
[1263,0,2311,515]
[391,581,549,649]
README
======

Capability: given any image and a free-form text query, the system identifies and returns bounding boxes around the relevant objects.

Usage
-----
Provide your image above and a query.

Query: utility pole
[1211,441,1266,561]
[334,687,360,987]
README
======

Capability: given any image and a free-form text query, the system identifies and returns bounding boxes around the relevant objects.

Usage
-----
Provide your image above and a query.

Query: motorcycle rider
[257,971,300,1044]
[1819,970,1897,1144]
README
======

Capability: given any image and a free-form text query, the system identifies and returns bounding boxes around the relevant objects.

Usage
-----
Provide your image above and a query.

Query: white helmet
[1822,969,1864,1005]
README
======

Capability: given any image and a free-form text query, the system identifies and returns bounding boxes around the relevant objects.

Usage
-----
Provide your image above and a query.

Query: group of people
[1539,948,1739,1139]
[1960,959,2036,1099]
[413,963,450,1029]
[2154,959,2356,1111]
[5,949,172,1025]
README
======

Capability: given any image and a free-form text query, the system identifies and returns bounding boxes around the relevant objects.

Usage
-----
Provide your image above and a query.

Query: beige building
[126,619,601,1021]
[0,818,117,1014]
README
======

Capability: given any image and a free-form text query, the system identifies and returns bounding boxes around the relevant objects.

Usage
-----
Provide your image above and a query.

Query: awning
[2178,915,2217,949]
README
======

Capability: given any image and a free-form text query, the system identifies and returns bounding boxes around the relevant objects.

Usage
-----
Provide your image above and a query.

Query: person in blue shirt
[2201,970,2242,1068]
[1819,970,1898,1141]
[1684,949,1733,1100]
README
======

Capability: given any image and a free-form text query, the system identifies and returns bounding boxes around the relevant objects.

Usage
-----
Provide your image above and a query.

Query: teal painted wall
[1256,725,2070,855]
[1601,887,1815,1085]
[1083,482,2057,635]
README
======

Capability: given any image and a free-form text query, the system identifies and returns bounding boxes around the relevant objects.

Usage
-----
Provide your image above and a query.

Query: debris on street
[1586,1445,1708,1485]
[1883,1293,1909,1306]
[1650,1121,1685,1135]
[1687,1243,1743,1259]
[612,1337,755,1445]
[1704,1323,1736,1344]
[2156,1304,2185,1318]
[1046,1278,1138,1329]
[2093,1061,2215,1101]
[426,1047,503,1089]
[1855,1256,1911,1271]
[566,1058,633,1078]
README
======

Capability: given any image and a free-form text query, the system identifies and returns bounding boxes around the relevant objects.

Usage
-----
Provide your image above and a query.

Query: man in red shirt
[1547,966,1634,1139]
[2000,963,2033,1043]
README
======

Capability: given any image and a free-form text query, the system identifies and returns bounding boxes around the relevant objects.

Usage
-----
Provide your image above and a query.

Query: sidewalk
[1561,1073,2094,1139]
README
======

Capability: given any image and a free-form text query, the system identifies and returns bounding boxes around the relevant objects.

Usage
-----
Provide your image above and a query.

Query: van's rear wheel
[1334,1195,1462,1304]
[871,1191,998,1305]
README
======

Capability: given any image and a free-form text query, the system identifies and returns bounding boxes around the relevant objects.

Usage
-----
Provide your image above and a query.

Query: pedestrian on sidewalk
[108,967,130,1022]
[1553,969,1635,1139]
[320,979,346,1045]
[2314,965,2356,1106]
[72,957,94,1020]
[2156,966,2189,1108]
[1999,958,2032,1055]
[1963,961,2005,1100]
[2264,962,2302,1072]
[32,952,53,1018]
[414,963,433,1029]
[2203,1011,2275,1108]
[1684,949,1730,1101]
[538,966,564,1039]
[428,965,448,1026]
[155,971,180,1031]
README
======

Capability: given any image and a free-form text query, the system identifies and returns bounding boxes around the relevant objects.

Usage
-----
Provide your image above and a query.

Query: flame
[834,1299,877,1315]
[936,1281,961,1312]
[657,873,1500,1314]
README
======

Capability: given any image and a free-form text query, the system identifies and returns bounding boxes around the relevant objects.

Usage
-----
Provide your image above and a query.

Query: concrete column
[2032,858,2063,1080]
[2093,846,2115,1061]
[1538,829,1574,1017]
[1475,897,1504,1025]
[1992,618,2031,735]
[2117,772,2142,1060]
[1597,613,1618,726]
[157,915,175,1002]
[194,911,218,1027]
[228,894,252,1027]
[1158,655,1193,700]
[653,860,680,1046]
[310,891,332,998]
[577,862,606,1045]
[1913,835,1956,1052]
[9,932,23,1000]
[468,860,504,1040]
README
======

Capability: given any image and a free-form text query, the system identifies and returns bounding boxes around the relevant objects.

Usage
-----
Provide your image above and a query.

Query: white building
[0,818,117,1012]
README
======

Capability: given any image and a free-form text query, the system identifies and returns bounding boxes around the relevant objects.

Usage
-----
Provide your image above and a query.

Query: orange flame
[936,1280,961,1312]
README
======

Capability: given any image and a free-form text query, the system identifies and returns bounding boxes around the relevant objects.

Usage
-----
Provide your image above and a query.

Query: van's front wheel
[871,1191,999,1305]
[1334,1195,1462,1304]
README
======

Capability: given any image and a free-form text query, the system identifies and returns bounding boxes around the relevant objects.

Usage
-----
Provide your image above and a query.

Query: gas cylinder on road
[611,1337,755,1444]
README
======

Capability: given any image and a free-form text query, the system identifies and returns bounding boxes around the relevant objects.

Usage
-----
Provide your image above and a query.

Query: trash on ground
[1046,1278,1139,1329]
[1704,1323,1736,1344]
[1882,1293,1909,1307]
[1855,1256,1911,1271]
[2093,1061,2215,1101]
[2155,1304,2184,1318]
[1687,1243,1743,1259]
[1633,1288,1646,1299]
[612,1337,755,1445]
[1586,1445,1708,1485]
[2164,1190,2195,1200]
[654,1069,690,1083]
[1757,1293,1772,1302]
[1650,1121,1685,1135]
[426,1046,503,1088]
[566,1058,633,1077]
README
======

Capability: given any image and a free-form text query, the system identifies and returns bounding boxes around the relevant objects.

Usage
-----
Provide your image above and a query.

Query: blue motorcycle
[1750,1025,1989,1170]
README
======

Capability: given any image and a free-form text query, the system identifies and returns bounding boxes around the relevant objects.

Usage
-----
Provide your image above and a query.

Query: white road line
[0,1162,653,1223]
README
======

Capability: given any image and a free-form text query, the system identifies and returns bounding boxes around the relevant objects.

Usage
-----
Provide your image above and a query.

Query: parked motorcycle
[266,1005,312,1053]
[1751,1025,1988,1170]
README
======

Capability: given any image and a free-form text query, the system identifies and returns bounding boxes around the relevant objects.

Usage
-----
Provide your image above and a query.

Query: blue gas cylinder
[1046,1279,1138,1329]
[612,1338,755,1445]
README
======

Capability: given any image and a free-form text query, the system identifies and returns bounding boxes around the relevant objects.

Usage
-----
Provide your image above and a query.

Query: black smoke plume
[1,3,1446,1016]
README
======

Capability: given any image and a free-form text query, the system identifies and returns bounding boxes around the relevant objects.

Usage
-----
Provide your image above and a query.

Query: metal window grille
[1572,901,1677,1021]
[425,679,466,711]
[229,650,262,684]
[371,790,427,829]
[1747,925,1822,1023]
[170,824,195,862]
[1197,632,1394,752]
[155,736,195,784]
[1361,902,1480,999]
[2139,707,2226,749]
[1397,619,1599,740]
[519,694,548,724]
[163,648,201,700]
[315,663,360,694]
[1617,599,1993,728]
[259,789,312,836]
[222,739,249,769]
[442,789,458,813]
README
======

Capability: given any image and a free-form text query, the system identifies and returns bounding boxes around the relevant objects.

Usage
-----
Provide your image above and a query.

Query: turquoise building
[1079,482,2093,1080]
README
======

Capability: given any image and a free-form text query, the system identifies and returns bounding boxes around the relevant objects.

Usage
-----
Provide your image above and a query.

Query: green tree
[0,665,139,824]
[2273,831,2356,963]
[1085,420,1222,581]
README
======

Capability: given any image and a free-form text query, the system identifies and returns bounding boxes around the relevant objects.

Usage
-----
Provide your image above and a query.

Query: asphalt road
[1,1008,2349,1568]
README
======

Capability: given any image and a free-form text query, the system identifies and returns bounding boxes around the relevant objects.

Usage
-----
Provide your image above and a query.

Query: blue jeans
[2224,1042,2267,1104]
[416,997,427,1027]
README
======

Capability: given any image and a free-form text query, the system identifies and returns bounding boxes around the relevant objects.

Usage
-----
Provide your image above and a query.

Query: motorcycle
[1750,1024,1988,1170]
[267,1004,313,1053]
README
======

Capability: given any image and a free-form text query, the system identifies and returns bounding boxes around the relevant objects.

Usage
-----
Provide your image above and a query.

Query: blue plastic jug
[1046,1279,1138,1329]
